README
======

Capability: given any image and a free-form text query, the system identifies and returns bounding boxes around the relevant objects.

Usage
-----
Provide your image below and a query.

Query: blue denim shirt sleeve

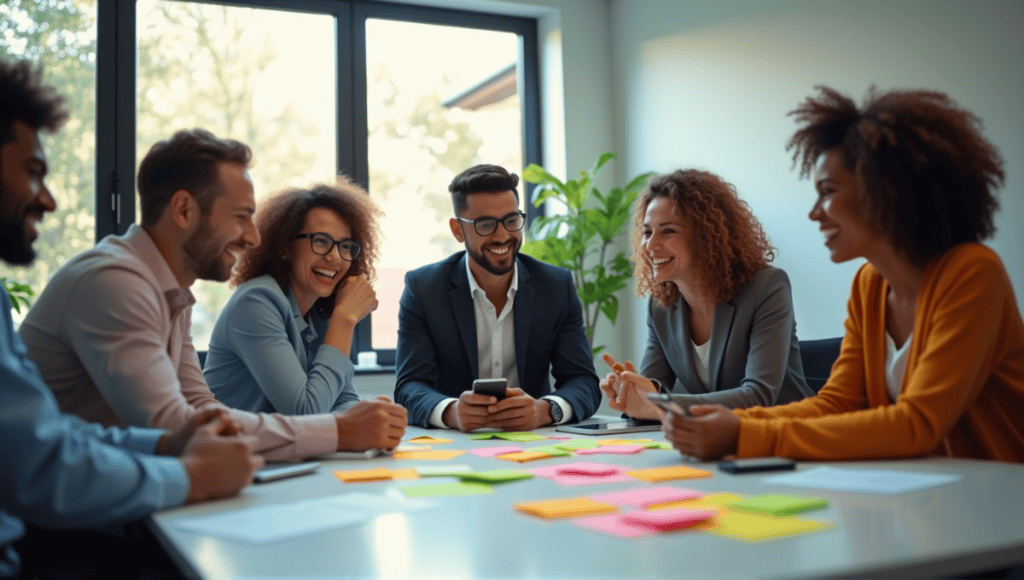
[0,292,188,575]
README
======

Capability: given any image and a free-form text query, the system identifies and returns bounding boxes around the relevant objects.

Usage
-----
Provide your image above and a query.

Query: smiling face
[450,189,522,280]
[640,195,697,289]
[0,121,56,265]
[182,161,259,282]
[810,148,885,263]
[288,207,353,315]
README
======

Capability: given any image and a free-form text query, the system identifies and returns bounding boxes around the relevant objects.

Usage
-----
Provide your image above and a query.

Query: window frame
[96,0,542,367]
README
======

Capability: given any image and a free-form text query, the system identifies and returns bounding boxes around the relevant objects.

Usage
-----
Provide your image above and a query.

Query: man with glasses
[20,129,405,459]
[395,164,600,430]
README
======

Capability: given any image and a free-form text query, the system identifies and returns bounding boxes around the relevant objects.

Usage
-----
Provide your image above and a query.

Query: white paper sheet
[762,466,962,494]
[174,492,436,543]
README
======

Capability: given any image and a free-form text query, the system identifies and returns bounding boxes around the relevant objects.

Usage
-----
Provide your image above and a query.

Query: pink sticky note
[622,508,718,531]
[549,473,637,487]
[576,445,645,455]
[470,446,522,458]
[556,462,622,476]
[547,435,572,440]
[571,514,655,538]
[591,486,702,508]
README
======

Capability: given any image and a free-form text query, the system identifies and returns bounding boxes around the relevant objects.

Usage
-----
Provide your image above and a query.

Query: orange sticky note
[515,497,618,519]
[392,450,466,460]
[625,465,713,482]
[496,451,555,463]
[598,438,652,446]
[406,436,454,444]
[388,468,421,480]
[649,492,744,511]
[333,467,393,482]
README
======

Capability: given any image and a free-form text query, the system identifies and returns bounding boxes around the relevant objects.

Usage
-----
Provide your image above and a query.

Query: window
[97,0,541,364]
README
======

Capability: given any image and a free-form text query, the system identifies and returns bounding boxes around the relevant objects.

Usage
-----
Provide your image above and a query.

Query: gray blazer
[640,266,813,409]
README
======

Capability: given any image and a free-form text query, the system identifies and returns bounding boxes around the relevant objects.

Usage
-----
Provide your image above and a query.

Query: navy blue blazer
[395,252,600,427]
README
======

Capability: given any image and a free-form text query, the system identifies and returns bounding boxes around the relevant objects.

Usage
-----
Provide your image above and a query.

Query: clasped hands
[443,388,550,432]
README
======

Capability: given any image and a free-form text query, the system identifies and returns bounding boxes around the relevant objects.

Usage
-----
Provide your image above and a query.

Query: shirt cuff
[543,395,573,424]
[156,456,191,508]
[428,398,458,429]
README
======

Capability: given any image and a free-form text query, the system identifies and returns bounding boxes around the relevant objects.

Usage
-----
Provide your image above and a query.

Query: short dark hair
[231,177,382,318]
[448,164,519,214]
[137,128,252,226]
[787,86,1004,264]
[1,58,68,146]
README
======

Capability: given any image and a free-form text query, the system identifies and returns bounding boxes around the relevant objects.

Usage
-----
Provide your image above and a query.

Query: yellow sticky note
[392,450,466,460]
[406,436,454,444]
[598,438,652,446]
[649,492,744,511]
[626,465,713,482]
[388,468,421,480]
[704,511,831,542]
[515,497,618,519]
[496,451,555,463]
[333,467,393,482]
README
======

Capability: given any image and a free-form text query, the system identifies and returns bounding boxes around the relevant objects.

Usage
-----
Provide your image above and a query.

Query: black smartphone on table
[472,378,507,400]
[718,457,796,473]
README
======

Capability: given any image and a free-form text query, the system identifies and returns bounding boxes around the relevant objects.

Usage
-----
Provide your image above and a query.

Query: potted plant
[521,152,654,355]
[2,278,34,314]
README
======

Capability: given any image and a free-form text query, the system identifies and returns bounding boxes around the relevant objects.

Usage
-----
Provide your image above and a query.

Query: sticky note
[703,511,831,542]
[458,469,533,484]
[728,494,829,516]
[644,442,674,450]
[391,450,466,461]
[400,482,493,498]
[515,497,618,519]
[571,513,655,538]
[388,468,420,480]
[470,432,547,442]
[622,508,718,531]
[625,465,713,482]
[406,436,453,444]
[555,463,621,477]
[591,486,702,508]
[598,438,652,446]
[413,464,474,477]
[526,445,572,457]
[576,445,645,455]
[333,468,393,482]
[529,463,633,486]
[470,446,522,458]
[553,439,599,451]
[648,492,744,511]
[497,451,557,463]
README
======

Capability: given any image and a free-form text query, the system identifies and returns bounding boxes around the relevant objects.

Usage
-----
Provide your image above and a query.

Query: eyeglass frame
[294,232,362,261]
[455,210,527,236]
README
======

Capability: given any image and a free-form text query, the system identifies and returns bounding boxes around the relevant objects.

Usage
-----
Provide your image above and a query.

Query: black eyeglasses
[295,233,362,261]
[456,211,527,236]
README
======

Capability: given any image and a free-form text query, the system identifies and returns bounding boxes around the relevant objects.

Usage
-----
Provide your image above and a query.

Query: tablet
[555,419,662,436]
[253,461,321,483]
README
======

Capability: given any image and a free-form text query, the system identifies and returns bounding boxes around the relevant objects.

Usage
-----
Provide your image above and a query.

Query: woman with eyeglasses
[204,178,382,415]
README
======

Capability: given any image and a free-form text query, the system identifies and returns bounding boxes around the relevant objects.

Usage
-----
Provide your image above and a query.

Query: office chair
[799,337,843,393]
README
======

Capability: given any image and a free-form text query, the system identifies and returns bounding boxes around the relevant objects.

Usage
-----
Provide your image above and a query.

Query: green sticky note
[729,494,829,516]
[554,439,600,450]
[644,441,674,450]
[469,432,547,442]
[413,464,474,477]
[527,445,572,457]
[400,482,493,497]
[458,469,534,484]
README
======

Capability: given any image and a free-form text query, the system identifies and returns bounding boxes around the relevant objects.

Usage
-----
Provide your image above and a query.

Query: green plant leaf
[522,163,566,190]
[600,295,620,325]
[590,152,616,176]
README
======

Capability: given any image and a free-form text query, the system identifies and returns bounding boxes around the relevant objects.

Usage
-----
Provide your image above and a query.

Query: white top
[691,338,711,389]
[427,258,571,427]
[885,331,913,403]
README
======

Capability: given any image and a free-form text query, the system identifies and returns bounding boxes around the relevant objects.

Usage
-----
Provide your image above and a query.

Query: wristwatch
[544,397,563,424]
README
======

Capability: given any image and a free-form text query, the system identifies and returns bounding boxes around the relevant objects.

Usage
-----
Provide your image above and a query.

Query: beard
[467,239,519,276]
[0,181,41,264]
[183,218,232,282]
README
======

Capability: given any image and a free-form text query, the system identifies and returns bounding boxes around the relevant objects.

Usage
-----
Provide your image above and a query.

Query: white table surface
[149,419,1024,579]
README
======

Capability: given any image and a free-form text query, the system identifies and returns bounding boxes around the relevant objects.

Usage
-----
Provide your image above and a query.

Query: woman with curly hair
[204,177,385,415]
[600,169,813,420]
[663,87,1024,462]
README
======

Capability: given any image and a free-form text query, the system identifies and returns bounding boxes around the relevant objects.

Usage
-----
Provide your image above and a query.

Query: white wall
[611,0,1024,362]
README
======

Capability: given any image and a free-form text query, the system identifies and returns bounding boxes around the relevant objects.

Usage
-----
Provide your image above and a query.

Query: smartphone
[253,461,321,483]
[555,419,662,436]
[718,457,796,474]
[472,378,507,400]
[645,393,692,416]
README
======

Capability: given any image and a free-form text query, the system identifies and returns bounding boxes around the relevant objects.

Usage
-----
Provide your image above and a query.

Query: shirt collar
[124,224,196,320]
[464,252,518,300]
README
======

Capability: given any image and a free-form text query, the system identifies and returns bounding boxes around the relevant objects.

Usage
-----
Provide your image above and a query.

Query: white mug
[357,351,378,368]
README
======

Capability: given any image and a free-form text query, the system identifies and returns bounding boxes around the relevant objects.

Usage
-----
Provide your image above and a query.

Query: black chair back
[799,337,843,393]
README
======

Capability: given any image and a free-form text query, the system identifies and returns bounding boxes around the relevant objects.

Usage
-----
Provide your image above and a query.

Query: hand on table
[443,391,497,432]
[181,414,263,503]
[662,404,740,460]
[486,388,549,431]
[157,407,243,456]
[335,396,407,451]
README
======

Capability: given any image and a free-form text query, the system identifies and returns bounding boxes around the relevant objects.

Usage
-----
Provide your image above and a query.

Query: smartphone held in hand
[645,392,691,416]
[472,378,507,400]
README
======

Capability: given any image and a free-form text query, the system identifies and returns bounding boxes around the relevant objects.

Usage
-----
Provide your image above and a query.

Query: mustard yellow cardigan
[736,243,1024,462]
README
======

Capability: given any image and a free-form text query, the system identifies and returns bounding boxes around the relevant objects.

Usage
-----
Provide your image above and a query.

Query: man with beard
[2,58,262,579]
[395,164,599,430]
[20,128,407,459]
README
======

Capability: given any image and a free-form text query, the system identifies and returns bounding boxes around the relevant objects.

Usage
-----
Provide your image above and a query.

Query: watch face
[548,399,563,422]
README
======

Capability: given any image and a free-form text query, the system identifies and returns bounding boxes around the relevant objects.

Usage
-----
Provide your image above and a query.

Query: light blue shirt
[205,274,359,415]
[0,291,188,578]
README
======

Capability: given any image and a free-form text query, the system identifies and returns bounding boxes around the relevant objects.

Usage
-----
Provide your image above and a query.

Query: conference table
[148,418,1024,579]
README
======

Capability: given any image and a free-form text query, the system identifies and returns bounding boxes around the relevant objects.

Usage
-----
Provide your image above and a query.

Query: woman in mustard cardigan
[662,86,1024,462]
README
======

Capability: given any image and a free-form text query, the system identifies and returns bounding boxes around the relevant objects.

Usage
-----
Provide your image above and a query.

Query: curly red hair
[632,169,775,307]
[231,176,382,318]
